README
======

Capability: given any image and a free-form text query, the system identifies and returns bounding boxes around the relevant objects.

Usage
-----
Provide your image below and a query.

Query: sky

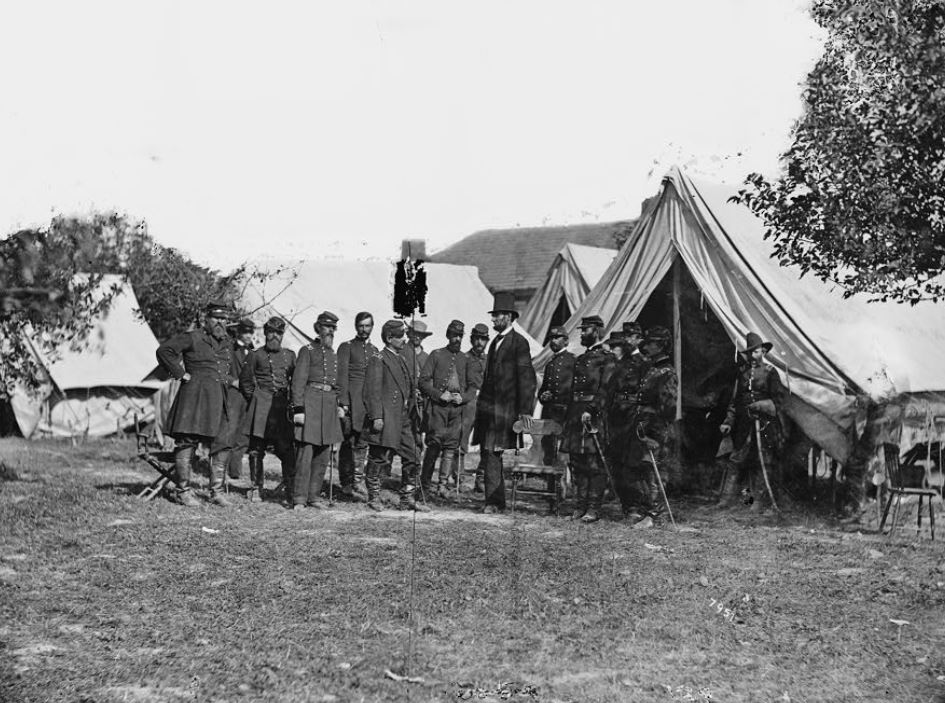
[0,1,825,270]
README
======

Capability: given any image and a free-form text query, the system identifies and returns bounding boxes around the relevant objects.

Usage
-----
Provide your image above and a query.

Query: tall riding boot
[473,456,485,493]
[338,440,355,493]
[173,444,200,506]
[365,458,384,511]
[351,446,369,502]
[571,472,589,520]
[419,445,440,494]
[400,481,431,512]
[582,474,607,522]
[209,451,231,507]
[717,462,740,508]
[437,451,457,499]
[247,453,263,502]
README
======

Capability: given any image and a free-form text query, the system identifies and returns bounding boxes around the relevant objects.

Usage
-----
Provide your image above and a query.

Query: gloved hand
[539,391,552,403]
[293,413,305,426]
[719,423,731,436]
[581,411,592,425]
[450,392,464,405]
[748,399,777,418]
[440,391,453,403]
[372,418,384,432]
[181,373,192,383]
[337,406,346,419]
[643,437,660,451]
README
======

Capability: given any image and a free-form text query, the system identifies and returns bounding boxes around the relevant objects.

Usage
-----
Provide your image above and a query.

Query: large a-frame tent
[518,243,617,342]
[537,167,945,466]
[239,259,542,355]
[9,275,163,438]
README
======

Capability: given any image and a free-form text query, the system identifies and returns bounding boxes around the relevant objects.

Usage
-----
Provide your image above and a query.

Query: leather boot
[582,474,606,523]
[209,451,231,507]
[365,459,384,512]
[174,444,200,506]
[473,455,485,493]
[717,464,740,508]
[419,445,440,494]
[351,446,369,501]
[247,453,263,502]
[570,472,589,520]
[399,484,431,512]
[437,452,457,499]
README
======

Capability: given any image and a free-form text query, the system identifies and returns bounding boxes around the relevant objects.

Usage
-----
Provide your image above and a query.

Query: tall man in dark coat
[564,315,615,523]
[222,318,255,480]
[461,324,489,492]
[604,322,648,519]
[538,326,575,463]
[419,320,475,498]
[290,311,345,510]
[473,293,537,514]
[719,332,786,512]
[362,320,431,512]
[156,300,234,507]
[240,316,296,503]
[400,320,432,455]
[337,311,378,502]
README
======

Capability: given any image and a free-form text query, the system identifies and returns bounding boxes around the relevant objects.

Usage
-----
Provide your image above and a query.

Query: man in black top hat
[337,311,378,502]
[419,320,475,498]
[564,315,614,523]
[473,292,537,513]
[240,316,296,502]
[461,323,489,493]
[719,331,786,512]
[290,311,345,510]
[156,299,235,507]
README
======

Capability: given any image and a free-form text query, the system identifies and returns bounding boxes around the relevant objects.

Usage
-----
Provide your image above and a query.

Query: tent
[10,275,163,438]
[536,167,945,466]
[239,259,542,355]
[519,243,617,342]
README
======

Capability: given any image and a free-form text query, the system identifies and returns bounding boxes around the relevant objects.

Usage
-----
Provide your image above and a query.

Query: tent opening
[546,294,571,341]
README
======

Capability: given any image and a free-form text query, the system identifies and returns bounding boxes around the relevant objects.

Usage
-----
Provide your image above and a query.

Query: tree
[735,0,945,303]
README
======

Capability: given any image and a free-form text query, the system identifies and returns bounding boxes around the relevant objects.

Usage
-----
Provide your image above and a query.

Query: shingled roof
[428,221,628,295]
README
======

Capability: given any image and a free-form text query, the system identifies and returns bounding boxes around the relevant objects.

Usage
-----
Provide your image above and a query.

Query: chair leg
[510,473,517,515]
[889,495,903,540]
[879,493,894,534]
[930,499,935,541]
[917,495,924,537]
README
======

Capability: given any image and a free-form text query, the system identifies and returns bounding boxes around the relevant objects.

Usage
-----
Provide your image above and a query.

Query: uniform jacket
[725,361,786,450]
[291,339,343,446]
[636,353,678,439]
[539,349,575,418]
[399,343,428,420]
[564,344,615,453]
[337,337,379,431]
[157,329,232,439]
[240,345,296,439]
[604,350,648,459]
[461,348,487,450]
[362,347,415,450]
[216,339,253,449]
[473,329,537,449]
[419,347,476,405]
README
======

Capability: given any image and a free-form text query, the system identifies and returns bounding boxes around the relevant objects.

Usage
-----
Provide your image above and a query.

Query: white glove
[293,413,305,426]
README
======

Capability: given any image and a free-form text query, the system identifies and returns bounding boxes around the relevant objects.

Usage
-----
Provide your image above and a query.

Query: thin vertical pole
[672,258,682,422]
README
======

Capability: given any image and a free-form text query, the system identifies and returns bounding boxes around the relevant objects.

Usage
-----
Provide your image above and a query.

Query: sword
[753,419,780,513]
[583,418,617,499]
[645,447,677,529]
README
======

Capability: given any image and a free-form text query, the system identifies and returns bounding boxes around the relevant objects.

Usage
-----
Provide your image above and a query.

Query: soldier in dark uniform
[605,322,648,519]
[363,320,431,512]
[222,318,255,480]
[419,320,475,498]
[337,311,378,502]
[719,332,786,512]
[240,316,296,503]
[399,320,432,470]
[156,300,234,507]
[538,325,575,494]
[290,311,345,510]
[631,326,678,528]
[461,323,489,493]
[563,315,614,523]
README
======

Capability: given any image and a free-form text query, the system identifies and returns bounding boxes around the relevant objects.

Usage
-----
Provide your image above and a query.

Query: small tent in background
[238,259,543,356]
[9,275,163,438]
[519,243,617,342]
[537,167,945,477]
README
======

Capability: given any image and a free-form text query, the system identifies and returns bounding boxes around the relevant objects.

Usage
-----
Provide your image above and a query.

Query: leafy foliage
[735,0,945,303]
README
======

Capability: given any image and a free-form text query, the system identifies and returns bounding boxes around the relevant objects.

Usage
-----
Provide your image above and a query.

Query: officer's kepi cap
[228,317,256,333]
[545,325,568,344]
[470,323,490,339]
[579,315,604,329]
[205,299,231,319]
[315,311,339,329]
[263,316,286,333]
[446,319,465,337]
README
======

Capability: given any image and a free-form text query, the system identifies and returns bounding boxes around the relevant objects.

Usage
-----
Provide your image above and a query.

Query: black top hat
[742,332,773,354]
[489,292,519,319]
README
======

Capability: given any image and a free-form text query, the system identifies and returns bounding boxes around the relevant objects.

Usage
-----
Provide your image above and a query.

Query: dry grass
[1,437,944,702]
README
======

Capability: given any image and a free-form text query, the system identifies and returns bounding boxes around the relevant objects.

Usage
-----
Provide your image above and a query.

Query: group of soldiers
[155,292,786,525]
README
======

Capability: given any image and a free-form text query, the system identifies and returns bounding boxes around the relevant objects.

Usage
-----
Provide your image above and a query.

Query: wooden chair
[879,444,936,540]
[134,414,178,501]
[511,419,567,515]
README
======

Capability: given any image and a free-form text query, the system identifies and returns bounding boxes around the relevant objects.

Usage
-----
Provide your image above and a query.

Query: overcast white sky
[0,1,824,270]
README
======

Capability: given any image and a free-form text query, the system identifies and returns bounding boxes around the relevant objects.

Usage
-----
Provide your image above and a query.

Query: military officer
[290,311,345,510]
[362,319,431,512]
[630,326,678,528]
[400,320,432,466]
[156,299,234,507]
[240,316,296,503]
[605,322,648,519]
[538,325,575,496]
[718,332,786,512]
[461,323,489,493]
[418,320,475,498]
[337,311,378,502]
[222,318,255,480]
[563,315,614,523]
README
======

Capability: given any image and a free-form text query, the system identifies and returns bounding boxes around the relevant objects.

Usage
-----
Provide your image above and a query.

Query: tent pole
[672,259,682,422]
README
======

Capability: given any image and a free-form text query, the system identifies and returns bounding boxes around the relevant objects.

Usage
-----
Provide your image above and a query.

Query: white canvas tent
[239,259,542,355]
[537,167,945,464]
[10,275,163,438]
[518,243,617,342]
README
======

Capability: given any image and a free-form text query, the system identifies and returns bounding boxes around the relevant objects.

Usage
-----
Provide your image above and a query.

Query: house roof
[427,222,627,294]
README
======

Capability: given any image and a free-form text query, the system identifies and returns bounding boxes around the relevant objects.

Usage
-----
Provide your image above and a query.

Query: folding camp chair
[134,414,178,501]
[880,444,936,540]
[511,419,567,515]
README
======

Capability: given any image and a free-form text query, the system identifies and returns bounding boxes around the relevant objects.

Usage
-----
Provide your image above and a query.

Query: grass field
[1,437,944,702]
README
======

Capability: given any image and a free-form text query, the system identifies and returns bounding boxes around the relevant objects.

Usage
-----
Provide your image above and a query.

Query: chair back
[884,444,907,491]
